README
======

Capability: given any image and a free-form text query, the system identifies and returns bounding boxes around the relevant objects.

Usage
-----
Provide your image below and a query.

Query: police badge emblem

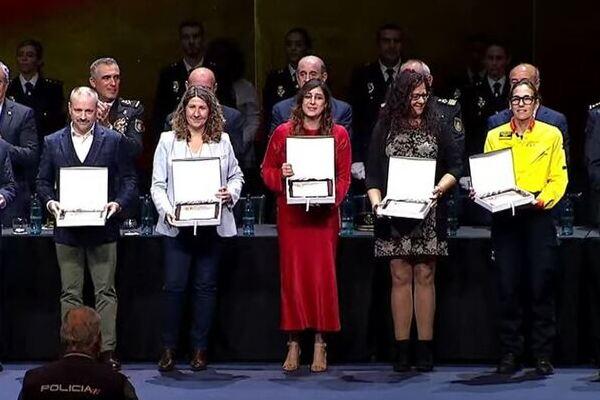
[477,96,486,109]
[135,119,145,133]
[453,117,464,133]
[172,81,179,93]
[277,85,285,98]
[367,82,375,95]
[113,118,127,134]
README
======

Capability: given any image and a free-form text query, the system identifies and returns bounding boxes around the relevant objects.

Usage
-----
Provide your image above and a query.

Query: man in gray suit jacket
[270,55,352,135]
[0,61,38,225]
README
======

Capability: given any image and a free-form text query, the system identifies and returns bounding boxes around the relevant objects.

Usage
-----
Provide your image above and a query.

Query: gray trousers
[56,242,118,352]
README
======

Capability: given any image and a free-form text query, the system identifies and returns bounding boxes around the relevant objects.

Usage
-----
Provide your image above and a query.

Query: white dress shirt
[19,73,39,93]
[487,75,507,95]
[70,123,95,162]
[379,59,401,81]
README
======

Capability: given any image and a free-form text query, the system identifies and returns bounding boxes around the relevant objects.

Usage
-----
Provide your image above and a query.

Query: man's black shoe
[535,357,554,375]
[99,350,121,371]
[496,353,520,374]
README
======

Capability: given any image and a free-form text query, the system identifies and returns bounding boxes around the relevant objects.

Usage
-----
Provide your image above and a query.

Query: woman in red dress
[261,79,351,372]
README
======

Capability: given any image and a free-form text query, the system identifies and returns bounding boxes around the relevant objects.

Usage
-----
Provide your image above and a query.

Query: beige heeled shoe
[282,341,301,372]
[310,342,327,373]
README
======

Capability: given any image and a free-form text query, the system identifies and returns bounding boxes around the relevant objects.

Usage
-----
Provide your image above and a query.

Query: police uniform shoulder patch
[113,118,127,134]
[437,97,457,106]
[120,98,140,108]
[590,101,600,110]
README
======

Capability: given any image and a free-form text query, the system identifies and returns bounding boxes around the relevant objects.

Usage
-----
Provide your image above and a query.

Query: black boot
[415,340,434,372]
[393,340,411,372]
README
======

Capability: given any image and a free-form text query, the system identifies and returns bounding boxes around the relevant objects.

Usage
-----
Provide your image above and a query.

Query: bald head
[400,59,433,85]
[509,63,540,89]
[296,55,327,87]
[187,67,217,92]
[60,306,101,355]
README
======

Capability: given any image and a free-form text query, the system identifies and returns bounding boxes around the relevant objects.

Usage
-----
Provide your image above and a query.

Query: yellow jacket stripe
[484,120,568,209]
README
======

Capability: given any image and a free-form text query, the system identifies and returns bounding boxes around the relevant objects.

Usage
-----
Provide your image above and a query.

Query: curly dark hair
[380,70,438,135]
[288,79,334,136]
[171,86,224,143]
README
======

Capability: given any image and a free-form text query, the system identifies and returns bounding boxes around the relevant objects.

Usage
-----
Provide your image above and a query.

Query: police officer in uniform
[586,100,600,223]
[584,99,600,373]
[7,39,66,140]
[89,58,144,158]
[462,41,511,157]
[484,79,567,375]
[349,23,404,187]
[153,20,205,139]
[262,27,311,128]
[18,306,137,400]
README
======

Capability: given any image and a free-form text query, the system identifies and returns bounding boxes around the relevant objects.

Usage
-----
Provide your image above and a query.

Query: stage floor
[1,363,599,400]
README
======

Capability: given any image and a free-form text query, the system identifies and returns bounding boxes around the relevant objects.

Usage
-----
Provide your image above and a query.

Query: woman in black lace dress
[366,70,463,372]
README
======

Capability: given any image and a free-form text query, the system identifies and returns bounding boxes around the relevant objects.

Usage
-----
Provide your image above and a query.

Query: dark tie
[25,82,34,96]
[493,81,502,97]
[385,68,394,86]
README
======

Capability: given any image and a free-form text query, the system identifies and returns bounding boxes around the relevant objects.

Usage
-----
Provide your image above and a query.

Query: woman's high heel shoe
[282,341,301,372]
[310,342,327,373]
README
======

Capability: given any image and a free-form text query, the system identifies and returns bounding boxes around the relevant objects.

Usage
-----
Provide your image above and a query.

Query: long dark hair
[380,70,437,134]
[289,79,334,136]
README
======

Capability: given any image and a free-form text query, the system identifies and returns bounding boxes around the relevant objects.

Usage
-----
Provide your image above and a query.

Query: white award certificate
[172,157,222,226]
[286,136,335,205]
[57,167,108,227]
[377,156,436,219]
[469,149,534,213]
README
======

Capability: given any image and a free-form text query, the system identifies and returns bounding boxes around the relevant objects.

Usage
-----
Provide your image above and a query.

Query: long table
[1,226,597,364]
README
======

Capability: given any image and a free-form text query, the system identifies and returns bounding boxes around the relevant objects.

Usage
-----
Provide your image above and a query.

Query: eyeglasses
[510,95,536,105]
[410,93,429,101]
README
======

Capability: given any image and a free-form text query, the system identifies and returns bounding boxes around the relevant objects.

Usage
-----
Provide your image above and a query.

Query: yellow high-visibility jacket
[484,119,568,209]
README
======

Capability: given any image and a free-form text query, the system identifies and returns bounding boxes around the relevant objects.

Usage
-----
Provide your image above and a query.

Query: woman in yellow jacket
[484,79,567,376]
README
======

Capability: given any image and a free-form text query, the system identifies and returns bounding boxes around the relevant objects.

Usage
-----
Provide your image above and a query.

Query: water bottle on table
[559,196,574,236]
[341,194,354,236]
[29,194,42,235]
[141,194,154,236]
[447,195,458,237]
[242,195,255,236]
